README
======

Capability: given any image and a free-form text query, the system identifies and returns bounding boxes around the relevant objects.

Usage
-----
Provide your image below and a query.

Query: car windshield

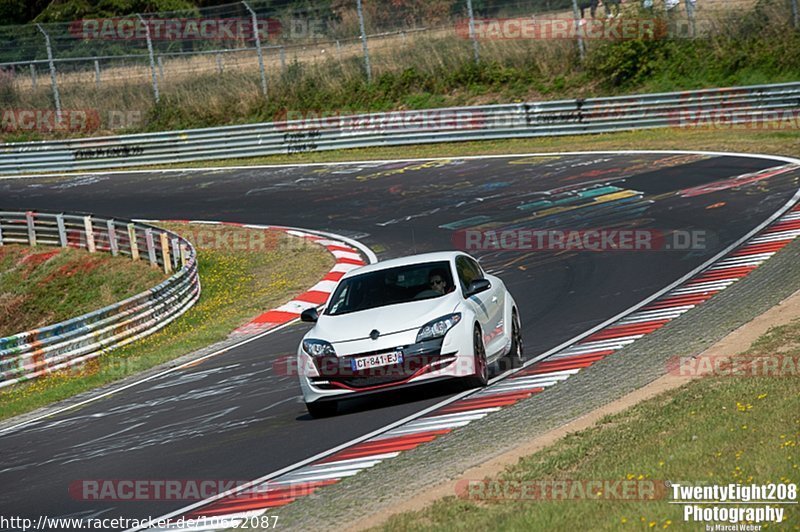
[325,261,454,316]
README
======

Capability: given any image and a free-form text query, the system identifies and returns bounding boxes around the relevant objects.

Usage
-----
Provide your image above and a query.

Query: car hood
[312,295,460,344]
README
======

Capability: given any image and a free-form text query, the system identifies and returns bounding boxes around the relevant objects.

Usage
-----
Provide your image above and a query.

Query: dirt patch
[354,286,800,531]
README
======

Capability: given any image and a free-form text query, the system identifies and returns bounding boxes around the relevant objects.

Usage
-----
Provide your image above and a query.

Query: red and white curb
[138,202,800,531]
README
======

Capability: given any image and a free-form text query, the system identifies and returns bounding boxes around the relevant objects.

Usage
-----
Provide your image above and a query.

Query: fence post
[0,222,3,246]
[56,213,67,247]
[179,244,188,268]
[25,211,36,246]
[160,232,172,274]
[94,60,101,87]
[280,46,286,73]
[216,52,223,74]
[171,238,180,271]
[137,14,160,103]
[243,1,268,97]
[466,0,480,64]
[128,223,140,261]
[356,0,372,82]
[684,0,696,37]
[35,24,62,122]
[107,220,119,256]
[83,216,96,252]
[145,228,157,267]
[30,64,37,89]
[570,0,586,62]
[158,56,164,79]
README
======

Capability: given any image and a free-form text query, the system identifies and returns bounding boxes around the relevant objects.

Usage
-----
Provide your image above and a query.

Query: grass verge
[0,223,334,421]
[376,319,800,530]
[0,244,166,337]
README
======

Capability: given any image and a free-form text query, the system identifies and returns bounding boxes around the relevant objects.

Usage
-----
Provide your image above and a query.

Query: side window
[456,256,483,294]
[467,258,484,280]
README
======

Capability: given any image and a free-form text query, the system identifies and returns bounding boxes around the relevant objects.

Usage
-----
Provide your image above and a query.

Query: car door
[456,256,502,353]
[468,257,505,355]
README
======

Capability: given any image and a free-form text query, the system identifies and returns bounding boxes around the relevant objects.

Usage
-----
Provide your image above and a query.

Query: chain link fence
[0,0,797,137]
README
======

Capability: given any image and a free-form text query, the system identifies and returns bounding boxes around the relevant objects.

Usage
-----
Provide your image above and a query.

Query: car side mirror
[301,308,319,323]
[465,279,491,297]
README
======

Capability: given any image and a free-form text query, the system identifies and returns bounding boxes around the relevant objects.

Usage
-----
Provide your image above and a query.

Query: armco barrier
[0,211,200,388]
[1,82,799,175]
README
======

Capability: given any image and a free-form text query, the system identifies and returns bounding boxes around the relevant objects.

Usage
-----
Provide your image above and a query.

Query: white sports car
[297,251,523,417]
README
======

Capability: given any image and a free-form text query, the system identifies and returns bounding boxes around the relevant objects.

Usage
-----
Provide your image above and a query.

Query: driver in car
[428,269,449,295]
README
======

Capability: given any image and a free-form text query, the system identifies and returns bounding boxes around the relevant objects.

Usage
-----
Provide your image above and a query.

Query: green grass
[377,321,800,531]
[0,244,166,337]
[0,223,334,420]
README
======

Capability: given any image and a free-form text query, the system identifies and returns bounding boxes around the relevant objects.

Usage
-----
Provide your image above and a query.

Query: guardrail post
[160,232,172,274]
[107,220,119,256]
[569,0,586,62]
[25,211,36,246]
[35,24,62,123]
[466,0,480,64]
[56,214,67,247]
[0,221,4,246]
[137,14,160,104]
[171,238,180,271]
[145,228,157,267]
[356,0,372,82]
[243,1,268,97]
[83,216,96,252]
[128,224,139,261]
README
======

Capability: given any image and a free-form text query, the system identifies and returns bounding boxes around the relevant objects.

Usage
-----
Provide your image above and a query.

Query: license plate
[351,351,403,371]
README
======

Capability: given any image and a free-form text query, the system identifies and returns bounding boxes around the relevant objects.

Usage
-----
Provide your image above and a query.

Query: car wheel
[467,325,489,388]
[306,400,338,418]
[504,309,524,370]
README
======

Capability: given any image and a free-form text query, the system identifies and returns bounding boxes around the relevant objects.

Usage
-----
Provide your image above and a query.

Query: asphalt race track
[1,152,799,529]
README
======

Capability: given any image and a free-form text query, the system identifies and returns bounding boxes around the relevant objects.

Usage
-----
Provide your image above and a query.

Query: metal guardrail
[0,211,200,388]
[1,81,799,176]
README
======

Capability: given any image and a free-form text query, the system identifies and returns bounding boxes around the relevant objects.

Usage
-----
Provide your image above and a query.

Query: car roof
[342,251,470,278]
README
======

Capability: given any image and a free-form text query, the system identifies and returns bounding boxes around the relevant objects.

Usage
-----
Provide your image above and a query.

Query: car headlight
[302,339,336,357]
[416,313,461,343]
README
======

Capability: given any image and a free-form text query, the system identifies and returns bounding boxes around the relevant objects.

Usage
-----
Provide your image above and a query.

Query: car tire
[466,325,489,388]
[502,309,524,370]
[306,400,338,418]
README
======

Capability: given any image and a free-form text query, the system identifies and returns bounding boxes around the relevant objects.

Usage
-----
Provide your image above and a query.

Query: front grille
[311,341,452,389]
